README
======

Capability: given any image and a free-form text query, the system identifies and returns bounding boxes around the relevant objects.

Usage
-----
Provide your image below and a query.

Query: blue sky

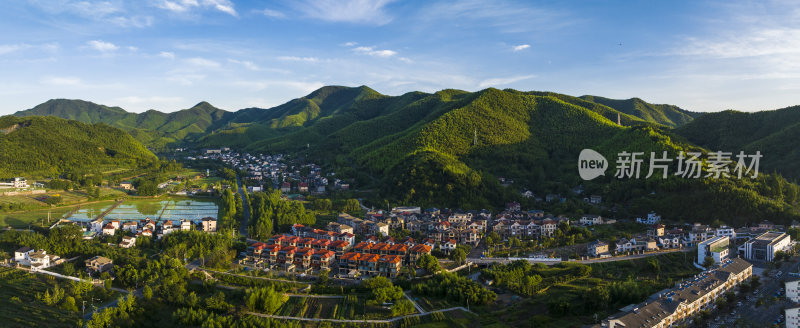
[1,0,798,114]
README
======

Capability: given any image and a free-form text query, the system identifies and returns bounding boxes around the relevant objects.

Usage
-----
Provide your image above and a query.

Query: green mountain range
[676,105,800,180]
[10,86,800,225]
[15,99,233,149]
[0,115,157,178]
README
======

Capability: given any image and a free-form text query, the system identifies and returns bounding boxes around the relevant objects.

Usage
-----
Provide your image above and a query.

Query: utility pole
[473,129,477,146]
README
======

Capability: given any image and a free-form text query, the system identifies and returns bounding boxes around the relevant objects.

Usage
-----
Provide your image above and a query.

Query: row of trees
[248,190,315,239]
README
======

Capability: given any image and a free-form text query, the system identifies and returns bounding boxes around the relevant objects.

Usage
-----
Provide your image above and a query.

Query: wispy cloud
[186,57,220,68]
[156,0,237,16]
[277,56,319,62]
[343,41,358,47]
[159,51,175,59]
[26,0,154,28]
[353,46,397,57]
[257,8,286,18]
[512,44,530,52]
[293,0,395,25]
[87,40,118,52]
[478,74,536,88]
[232,80,325,93]
[419,0,572,34]
[40,76,82,86]
[228,59,260,71]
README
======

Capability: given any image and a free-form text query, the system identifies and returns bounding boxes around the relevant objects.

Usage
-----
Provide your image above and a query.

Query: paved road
[404,292,426,314]
[236,175,250,237]
[247,306,470,323]
[468,248,692,265]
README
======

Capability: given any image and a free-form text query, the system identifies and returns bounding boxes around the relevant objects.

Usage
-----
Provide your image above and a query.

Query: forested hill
[15,99,233,150]
[580,95,701,127]
[201,87,798,226]
[0,115,157,178]
[675,105,800,180]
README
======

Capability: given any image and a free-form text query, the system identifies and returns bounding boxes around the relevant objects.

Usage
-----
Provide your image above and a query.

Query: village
[2,150,800,328]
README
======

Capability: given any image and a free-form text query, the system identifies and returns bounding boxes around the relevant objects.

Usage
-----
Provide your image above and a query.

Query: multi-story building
[698,236,729,265]
[597,258,752,328]
[787,280,800,303]
[787,307,800,328]
[743,232,792,262]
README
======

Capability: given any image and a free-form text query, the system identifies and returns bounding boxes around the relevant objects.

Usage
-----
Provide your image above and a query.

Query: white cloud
[156,0,237,16]
[166,72,206,85]
[186,57,220,67]
[0,44,28,55]
[228,59,259,70]
[87,40,118,52]
[40,76,82,86]
[277,56,319,62]
[353,46,397,57]
[26,0,153,28]
[343,41,358,47]
[293,0,395,25]
[419,0,572,34]
[127,46,139,51]
[512,44,530,52]
[259,8,285,18]
[159,51,176,59]
[478,74,536,88]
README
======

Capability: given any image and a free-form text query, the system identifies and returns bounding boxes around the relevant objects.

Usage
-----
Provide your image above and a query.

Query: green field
[0,206,78,228]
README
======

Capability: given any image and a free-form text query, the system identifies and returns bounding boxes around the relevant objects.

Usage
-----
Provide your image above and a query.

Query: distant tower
[473,129,478,146]
[617,113,621,125]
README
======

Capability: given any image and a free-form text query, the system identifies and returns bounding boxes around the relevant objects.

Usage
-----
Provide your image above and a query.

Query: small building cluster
[86,217,217,240]
[13,247,61,272]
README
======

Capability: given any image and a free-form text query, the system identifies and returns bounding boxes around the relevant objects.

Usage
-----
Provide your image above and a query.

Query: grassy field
[0,206,77,228]
[273,294,397,320]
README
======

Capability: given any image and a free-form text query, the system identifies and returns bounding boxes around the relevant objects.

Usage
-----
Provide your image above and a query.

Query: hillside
[0,115,157,177]
[15,99,234,149]
[675,105,800,180]
[199,87,799,225]
[580,95,700,127]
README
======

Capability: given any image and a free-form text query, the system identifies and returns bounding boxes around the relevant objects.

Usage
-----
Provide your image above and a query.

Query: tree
[61,296,78,312]
[417,254,442,274]
[585,286,610,311]
[449,248,467,265]
[143,285,153,300]
[391,299,415,316]
[362,277,404,305]
[702,256,715,268]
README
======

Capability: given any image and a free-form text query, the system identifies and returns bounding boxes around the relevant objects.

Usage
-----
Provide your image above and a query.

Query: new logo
[578,149,608,180]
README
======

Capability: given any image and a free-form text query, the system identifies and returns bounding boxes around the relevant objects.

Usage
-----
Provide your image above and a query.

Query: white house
[122,221,138,234]
[14,246,32,264]
[180,220,192,231]
[635,212,661,225]
[439,239,457,253]
[120,236,136,249]
[580,214,603,226]
[715,226,736,239]
[28,250,53,272]
[102,224,116,236]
